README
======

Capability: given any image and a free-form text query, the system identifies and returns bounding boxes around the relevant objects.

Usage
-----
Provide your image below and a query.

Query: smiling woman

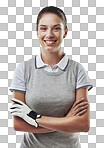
[37,13,68,60]
[9,6,93,148]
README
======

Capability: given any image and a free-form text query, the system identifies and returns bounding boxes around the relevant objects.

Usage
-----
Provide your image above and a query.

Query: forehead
[38,13,63,27]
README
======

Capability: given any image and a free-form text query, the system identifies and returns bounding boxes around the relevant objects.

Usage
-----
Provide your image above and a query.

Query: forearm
[13,116,55,133]
[36,115,90,133]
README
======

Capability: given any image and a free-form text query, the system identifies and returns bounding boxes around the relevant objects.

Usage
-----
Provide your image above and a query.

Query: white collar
[36,53,69,71]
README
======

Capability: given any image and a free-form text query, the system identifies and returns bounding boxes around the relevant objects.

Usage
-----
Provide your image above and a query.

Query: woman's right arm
[12,91,55,133]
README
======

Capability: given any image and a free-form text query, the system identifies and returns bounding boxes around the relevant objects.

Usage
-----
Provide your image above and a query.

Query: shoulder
[69,59,86,73]
[67,57,79,68]
[23,57,36,73]
[24,57,35,65]
[67,58,79,75]
[69,59,88,79]
[13,56,35,79]
[14,62,24,75]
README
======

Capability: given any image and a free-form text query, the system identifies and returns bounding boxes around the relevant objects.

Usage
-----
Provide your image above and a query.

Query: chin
[45,48,56,52]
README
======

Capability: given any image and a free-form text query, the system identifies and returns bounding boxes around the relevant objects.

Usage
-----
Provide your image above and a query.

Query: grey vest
[20,56,81,148]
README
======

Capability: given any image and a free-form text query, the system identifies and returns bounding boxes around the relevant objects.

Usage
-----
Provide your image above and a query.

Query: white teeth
[45,40,56,44]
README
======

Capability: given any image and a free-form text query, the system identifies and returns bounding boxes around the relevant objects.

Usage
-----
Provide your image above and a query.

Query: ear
[63,28,68,38]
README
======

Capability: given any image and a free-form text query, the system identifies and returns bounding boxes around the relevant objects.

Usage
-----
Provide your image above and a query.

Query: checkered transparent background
[0,0,104,148]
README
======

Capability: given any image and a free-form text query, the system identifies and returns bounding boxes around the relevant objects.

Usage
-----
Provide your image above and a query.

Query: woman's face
[37,13,68,53]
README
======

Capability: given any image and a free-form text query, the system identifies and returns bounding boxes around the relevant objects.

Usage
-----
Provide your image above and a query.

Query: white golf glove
[10,98,41,128]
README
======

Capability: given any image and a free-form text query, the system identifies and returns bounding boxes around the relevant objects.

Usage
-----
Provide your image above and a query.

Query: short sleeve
[9,62,26,93]
[76,63,93,91]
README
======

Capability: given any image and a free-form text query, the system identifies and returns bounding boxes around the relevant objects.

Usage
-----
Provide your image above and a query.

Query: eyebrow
[39,24,61,27]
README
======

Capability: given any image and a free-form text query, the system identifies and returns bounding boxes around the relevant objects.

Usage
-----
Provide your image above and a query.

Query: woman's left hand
[10,98,41,128]
[66,98,89,117]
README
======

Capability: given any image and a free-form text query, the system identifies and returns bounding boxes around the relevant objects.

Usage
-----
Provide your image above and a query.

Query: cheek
[38,36,44,43]
[37,31,44,38]
[56,31,64,39]
[40,33,46,40]
[58,34,64,41]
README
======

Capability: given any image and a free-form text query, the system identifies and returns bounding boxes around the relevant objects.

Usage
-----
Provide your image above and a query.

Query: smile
[44,40,57,44]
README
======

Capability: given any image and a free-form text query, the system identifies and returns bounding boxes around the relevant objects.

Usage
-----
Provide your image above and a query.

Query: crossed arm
[11,87,90,133]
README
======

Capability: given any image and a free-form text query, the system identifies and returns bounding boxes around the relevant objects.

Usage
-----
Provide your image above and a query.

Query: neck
[41,50,65,68]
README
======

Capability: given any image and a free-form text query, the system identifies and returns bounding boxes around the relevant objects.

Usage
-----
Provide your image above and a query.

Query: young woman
[9,6,93,148]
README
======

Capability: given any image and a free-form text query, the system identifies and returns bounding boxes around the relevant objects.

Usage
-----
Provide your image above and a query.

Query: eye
[54,28,60,30]
[40,28,47,30]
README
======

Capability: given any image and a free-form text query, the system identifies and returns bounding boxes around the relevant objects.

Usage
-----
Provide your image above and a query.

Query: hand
[10,98,41,128]
[66,98,89,117]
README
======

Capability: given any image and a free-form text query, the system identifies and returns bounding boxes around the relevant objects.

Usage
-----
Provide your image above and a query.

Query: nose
[46,28,54,38]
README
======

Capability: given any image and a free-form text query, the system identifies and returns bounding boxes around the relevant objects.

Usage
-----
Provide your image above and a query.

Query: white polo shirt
[9,53,93,93]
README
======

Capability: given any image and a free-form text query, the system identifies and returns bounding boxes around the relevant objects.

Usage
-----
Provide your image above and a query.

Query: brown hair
[36,6,67,31]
